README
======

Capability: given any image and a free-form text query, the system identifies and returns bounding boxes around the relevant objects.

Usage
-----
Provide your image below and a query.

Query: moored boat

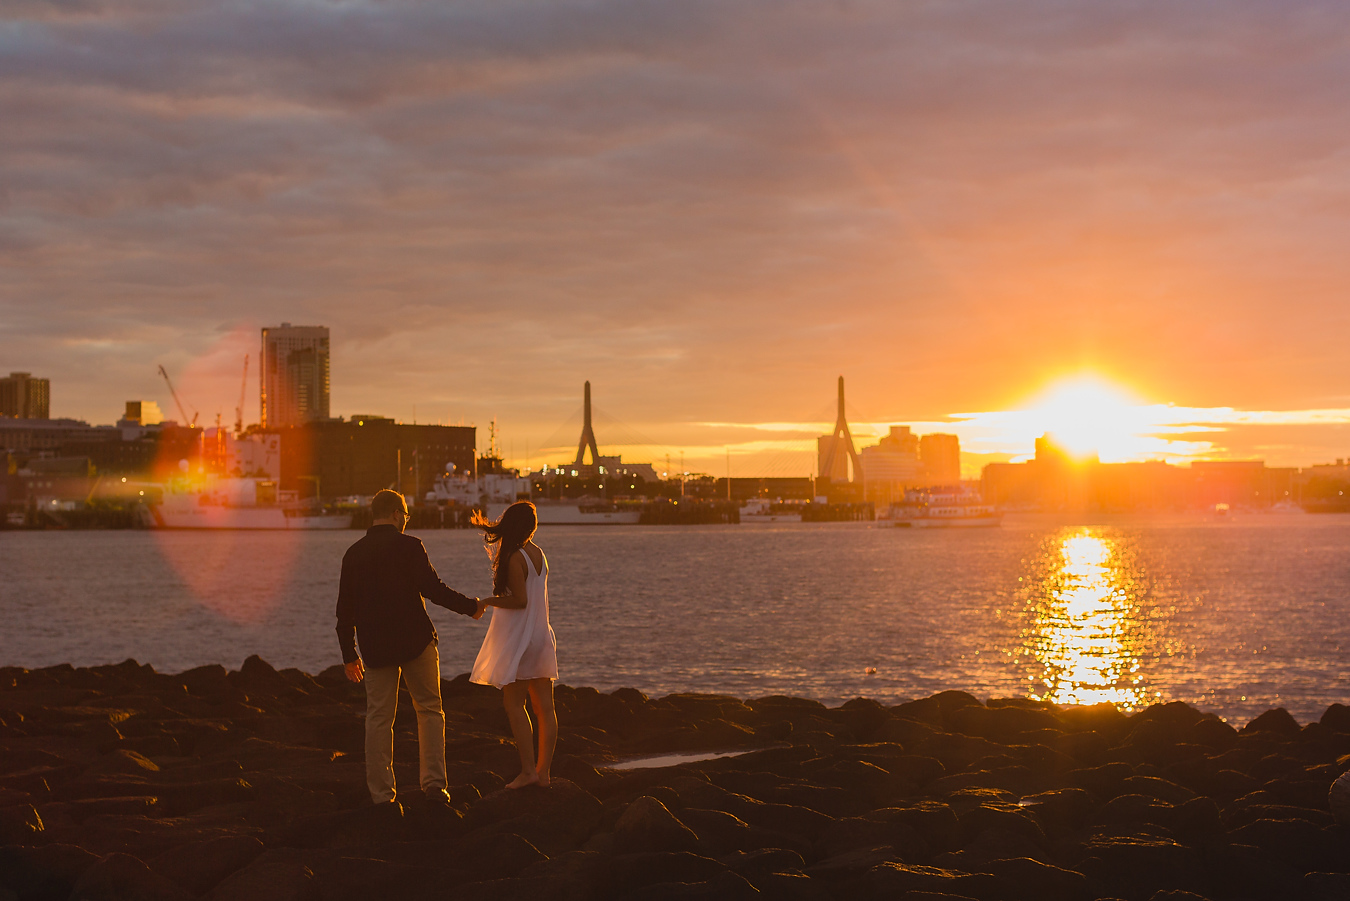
[879,487,1001,528]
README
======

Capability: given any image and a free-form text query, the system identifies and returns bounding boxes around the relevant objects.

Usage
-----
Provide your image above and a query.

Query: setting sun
[1020,376,1153,462]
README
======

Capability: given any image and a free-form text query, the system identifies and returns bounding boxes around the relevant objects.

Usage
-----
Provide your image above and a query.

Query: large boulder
[69,852,194,901]
[613,796,700,854]
[464,779,603,855]
[148,836,266,896]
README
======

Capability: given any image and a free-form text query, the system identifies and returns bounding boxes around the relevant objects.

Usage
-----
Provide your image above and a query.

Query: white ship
[429,465,641,525]
[151,477,352,530]
[738,498,805,524]
[879,487,1001,528]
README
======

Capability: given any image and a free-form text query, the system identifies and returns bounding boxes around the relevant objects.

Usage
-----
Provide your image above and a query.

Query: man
[336,489,487,810]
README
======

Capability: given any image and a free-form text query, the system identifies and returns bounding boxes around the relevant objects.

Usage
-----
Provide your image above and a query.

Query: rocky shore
[2,658,1348,901]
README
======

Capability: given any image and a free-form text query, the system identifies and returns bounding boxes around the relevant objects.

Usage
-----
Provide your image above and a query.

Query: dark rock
[666,777,833,841]
[1057,703,1131,739]
[617,869,760,901]
[1241,708,1301,737]
[982,857,1090,901]
[856,862,1002,899]
[814,815,928,863]
[1122,776,1196,805]
[463,778,603,855]
[803,844,901,880]
[681,805,811,857]
[69,852,195,901]
[200,849,324,901]
[1078,835,1209,900]
[938,824,1051,871]
[64,796,161,820]
[1320,704,1350,734]
[1201,841,1305,900]
[956,804,1047,846]
[1019,788,1095,838]
[271,800,406,849]
[1066,762,1134,800]
[832,698,891,742]
[1221,803,1335,831]
[0,803,44,843]
[1306,871,1350,901]
[613,795,700,854]
[602,851,731,898]
[948,704,1061,741]
[719,847,807,885]
[1228,817,1348,873]
[871,802,960,852]
[0,843,100,900]
[149,836,266,896]
[1170,797,1223,846]
[88,751,160,776]
[1147,892,1211,901]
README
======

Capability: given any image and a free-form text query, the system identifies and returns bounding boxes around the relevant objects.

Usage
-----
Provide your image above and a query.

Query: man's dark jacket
[336,524,477,668]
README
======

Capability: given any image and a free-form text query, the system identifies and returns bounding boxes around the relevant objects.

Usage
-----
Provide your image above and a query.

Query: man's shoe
[424,787,453,807]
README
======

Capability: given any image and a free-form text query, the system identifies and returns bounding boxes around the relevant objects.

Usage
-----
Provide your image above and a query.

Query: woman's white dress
[470,546,558,688]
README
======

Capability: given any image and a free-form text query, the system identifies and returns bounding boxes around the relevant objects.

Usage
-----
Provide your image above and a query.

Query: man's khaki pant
[363,641,447,803]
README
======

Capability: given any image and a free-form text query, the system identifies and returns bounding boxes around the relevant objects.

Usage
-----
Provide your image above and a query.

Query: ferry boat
[879,487,1001,528]
[428,465,641,525]
[151,477,352,530]
[738,498,804,524]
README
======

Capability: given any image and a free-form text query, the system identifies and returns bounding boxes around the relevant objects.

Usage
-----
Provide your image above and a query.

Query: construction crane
[234,354,249,435]
[156,364,198,427]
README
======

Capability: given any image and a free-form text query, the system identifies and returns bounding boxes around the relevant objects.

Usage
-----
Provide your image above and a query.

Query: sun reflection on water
[1025,529,1149,708]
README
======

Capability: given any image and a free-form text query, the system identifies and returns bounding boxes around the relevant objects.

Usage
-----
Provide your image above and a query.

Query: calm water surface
[2,514,1348,724]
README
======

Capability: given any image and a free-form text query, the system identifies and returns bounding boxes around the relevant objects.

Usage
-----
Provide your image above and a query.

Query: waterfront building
[1,372,50,419]
[920,433,961,484]
[860,426,923,505]
[260,416,475,501]
[260,324,331,427]
[0,417,115,453]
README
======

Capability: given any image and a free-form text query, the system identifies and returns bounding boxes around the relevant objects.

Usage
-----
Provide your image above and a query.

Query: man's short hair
[371,490,407,520]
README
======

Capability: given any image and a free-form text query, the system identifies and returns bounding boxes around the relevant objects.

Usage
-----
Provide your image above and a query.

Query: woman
[470,501,559,788]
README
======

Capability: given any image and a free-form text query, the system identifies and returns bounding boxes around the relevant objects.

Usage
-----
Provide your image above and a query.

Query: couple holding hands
[335,490,558,808]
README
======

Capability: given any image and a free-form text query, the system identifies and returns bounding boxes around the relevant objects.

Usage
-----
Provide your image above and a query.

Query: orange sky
[3,2,1348,476]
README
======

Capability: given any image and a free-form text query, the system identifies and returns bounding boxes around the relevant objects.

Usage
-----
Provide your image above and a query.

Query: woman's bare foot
[506,772,540,789]
[535,773,551,788]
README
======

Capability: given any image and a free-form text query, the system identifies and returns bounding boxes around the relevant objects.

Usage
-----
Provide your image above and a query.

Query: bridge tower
[818,376,862,483]
[573,381,601,468]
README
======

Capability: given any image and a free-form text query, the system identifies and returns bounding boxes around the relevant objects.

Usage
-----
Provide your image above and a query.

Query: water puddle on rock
[602,748,766,771]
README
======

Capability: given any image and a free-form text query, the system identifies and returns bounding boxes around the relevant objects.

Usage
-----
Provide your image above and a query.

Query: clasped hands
[473,597,489,620]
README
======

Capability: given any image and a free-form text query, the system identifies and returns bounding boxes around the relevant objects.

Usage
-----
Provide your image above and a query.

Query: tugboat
[879,487,1001,528]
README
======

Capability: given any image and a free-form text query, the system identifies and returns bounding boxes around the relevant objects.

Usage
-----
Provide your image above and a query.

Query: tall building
[860,426,923,504]
[920,433,961,484]
[0,372,51,419]
[260,324,330,427]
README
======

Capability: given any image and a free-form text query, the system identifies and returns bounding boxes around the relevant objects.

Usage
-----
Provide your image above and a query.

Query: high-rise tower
[260,324,330,428]
[817,376,861,482]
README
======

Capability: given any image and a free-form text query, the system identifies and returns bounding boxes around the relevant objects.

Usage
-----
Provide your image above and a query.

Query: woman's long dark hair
[471,501,538,594]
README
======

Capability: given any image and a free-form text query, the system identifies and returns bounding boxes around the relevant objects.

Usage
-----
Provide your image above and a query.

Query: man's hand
[472,597,487,620]
[345,659,365,683]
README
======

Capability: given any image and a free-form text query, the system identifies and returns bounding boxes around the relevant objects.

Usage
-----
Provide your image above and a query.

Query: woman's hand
[345,659,365,683]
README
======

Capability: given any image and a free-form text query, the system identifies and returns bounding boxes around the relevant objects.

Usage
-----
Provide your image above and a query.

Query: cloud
[3,0,1350,472]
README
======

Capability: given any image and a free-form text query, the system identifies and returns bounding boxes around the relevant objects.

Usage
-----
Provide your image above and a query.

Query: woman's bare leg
[527,678,557,787]
[502,681,539,788]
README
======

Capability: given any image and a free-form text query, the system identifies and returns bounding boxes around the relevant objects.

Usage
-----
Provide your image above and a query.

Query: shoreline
[2,658,1348,900]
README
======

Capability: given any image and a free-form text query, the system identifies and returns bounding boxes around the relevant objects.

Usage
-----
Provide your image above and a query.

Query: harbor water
[2,513,1347,724]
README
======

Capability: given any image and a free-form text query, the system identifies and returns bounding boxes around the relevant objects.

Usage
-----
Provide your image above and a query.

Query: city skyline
[3,3,1349,476]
